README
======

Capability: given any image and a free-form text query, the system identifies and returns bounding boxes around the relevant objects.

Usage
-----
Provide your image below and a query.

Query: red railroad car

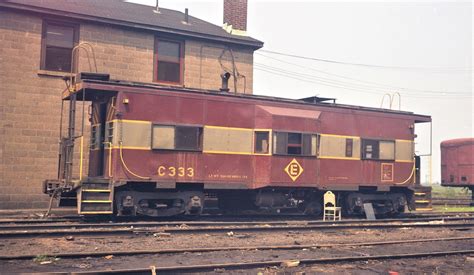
[44,74,431,217]
[441,138,474,205]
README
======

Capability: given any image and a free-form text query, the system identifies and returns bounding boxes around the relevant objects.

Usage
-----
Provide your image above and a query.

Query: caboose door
[88,101,107,177]
[88,96,116,178]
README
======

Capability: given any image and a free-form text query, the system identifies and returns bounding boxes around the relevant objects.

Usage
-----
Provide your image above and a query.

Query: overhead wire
[259,49,473,72]
[254,64,473,99]
[256,52,472,95]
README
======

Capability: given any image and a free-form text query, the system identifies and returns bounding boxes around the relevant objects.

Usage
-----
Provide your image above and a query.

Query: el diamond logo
[284,158,303,182]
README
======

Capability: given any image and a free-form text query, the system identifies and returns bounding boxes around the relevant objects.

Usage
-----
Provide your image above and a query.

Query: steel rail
[0,221,473,239]
[0,211,472,225]
[34,249,474,274]
[1,236,472,260]
[1,215,474,231]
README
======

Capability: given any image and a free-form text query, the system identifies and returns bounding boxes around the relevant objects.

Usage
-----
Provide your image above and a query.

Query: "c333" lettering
[157,166,194,177]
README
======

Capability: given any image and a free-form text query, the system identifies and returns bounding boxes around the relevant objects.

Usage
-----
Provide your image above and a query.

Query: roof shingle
[1,0,263,49]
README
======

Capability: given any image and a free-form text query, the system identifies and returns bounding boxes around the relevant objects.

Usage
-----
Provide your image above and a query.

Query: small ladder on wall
[78,181,114,215]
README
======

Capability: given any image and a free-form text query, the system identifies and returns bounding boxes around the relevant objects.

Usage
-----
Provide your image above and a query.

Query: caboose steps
[413,186,433,211]
[78,181,113,215]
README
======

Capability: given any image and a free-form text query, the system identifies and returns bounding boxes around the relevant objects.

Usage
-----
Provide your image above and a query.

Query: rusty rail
[0,219,473,239]
[1,236,473,260]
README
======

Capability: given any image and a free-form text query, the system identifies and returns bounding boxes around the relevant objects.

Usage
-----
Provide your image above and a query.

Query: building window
[254,131,269,154]
[154,38,183,84]
[152,125,202,151]
[41,21,78,72]
[362,139,395,160]
[273,132,316,156]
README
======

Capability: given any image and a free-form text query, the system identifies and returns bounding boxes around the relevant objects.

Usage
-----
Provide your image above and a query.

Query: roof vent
[299,96,336,104]
[220,72,231,93]
[153,0,160,14]
[182,8,190,24]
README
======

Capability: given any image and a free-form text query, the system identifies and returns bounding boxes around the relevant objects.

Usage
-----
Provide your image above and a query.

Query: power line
[254,62,472,97]
[256,52,471,95]
[260,49,473,72]
[254,65,473,99]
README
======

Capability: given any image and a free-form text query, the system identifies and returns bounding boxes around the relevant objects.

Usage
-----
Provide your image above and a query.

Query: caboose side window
[152,125,202,151]
[152,125,175,149]
[379,140,395,160]
[345,138,353,157]
[254,131,270,154]
[273,132,316,156]
[362,139,395,160]
[287,133,302,155]
[175,126,202,150]
[41,21,79,72]
[154,38,183,84]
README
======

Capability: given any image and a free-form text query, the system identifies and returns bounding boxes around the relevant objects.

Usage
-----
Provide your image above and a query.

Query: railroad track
[2,236,473,273]
[0,217,473,239]
[0,214,473,231]
[0,211,472,226]
[432,198,473,206]
[1,236,472,260]
[76,249,474,274]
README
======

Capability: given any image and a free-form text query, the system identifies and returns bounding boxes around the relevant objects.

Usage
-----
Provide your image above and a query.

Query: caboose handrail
[380,93,392,109]
[380,92,402,110]
[69,42,98,91]
[394,161,416,185]
[119,142,151,180]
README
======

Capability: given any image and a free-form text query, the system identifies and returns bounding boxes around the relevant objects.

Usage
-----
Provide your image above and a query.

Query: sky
[129,0,473,184]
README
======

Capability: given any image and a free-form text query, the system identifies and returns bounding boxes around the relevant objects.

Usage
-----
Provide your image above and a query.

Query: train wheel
[302,200,322,216]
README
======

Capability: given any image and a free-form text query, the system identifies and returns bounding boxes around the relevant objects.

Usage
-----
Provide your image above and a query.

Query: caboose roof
[441,138,474,147]
[67,78,432,123]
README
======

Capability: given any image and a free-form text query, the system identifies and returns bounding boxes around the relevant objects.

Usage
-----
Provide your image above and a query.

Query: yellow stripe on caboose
[98,119,416,161]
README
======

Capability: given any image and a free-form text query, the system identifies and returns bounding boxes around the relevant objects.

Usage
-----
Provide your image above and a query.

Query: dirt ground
[0,226,473,273]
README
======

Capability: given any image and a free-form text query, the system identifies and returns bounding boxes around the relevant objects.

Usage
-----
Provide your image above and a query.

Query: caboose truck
[44,72,431,217]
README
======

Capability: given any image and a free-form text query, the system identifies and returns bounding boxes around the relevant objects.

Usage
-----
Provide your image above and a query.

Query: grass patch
[431,185,471,198]
[432,205,474,212]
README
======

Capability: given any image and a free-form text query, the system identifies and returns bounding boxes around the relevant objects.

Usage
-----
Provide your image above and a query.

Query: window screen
[175,126,202,150]
[42,22,77,72]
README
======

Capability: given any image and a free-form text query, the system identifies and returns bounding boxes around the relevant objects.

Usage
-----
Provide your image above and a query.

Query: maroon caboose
[441,138,474,205]
[45,74,431,217]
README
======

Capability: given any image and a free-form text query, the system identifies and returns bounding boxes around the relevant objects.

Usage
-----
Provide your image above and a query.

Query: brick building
[0,0,263,209]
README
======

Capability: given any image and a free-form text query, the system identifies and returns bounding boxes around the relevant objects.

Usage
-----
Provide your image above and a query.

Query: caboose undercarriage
[47,179,415,217]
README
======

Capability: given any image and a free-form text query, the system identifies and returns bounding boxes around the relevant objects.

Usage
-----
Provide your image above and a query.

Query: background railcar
[44,74,431,217]
[441,138,474,205]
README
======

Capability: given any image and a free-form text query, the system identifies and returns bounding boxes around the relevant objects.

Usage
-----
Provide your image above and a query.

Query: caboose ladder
[78,180,114,215]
